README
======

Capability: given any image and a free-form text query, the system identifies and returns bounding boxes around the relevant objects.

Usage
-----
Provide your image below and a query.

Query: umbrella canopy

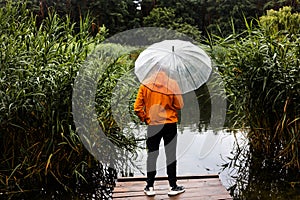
[135,39,212,95]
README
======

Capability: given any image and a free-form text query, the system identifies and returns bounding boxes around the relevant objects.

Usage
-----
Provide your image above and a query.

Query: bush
[143,7,202,42]
[0,0,113,197]
[210,7,300,170]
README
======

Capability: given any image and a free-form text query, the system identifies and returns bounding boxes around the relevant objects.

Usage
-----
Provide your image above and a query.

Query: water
[123,125,300,199]
[4,125,299,199]
[125,125,247,190]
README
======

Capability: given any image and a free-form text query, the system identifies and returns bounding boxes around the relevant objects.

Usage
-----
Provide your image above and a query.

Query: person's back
[134,71,184,125]
[134,71,185,197]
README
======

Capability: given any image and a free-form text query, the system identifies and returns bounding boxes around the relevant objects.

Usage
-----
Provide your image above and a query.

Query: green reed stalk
[0,0,110,195]
[209,8,300,171]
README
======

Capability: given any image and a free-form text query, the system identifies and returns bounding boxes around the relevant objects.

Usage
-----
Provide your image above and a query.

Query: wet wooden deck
[113,175,233,199]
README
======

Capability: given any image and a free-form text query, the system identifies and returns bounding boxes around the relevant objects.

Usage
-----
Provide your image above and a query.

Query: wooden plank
[112,175,232,200]
[113,183,229,197]
[114,179,222,193]
[116,175,219,182]
[113,189,232,200]
[113,195,232,200]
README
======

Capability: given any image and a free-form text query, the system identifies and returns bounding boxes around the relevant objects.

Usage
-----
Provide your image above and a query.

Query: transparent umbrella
[135,39,212,94]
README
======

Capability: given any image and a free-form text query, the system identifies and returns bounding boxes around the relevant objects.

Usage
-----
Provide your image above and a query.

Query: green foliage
[155,0,199,25]
[79,43,140,151]
[154,0,300,37]
[156,0,256,36]
[71,43,142,187]
[259,6,300,36]
[209,7,300,170]
[0,0,113,196]
[87,0,141,35]
[2,0,300,197]
[23,0,141,36]
[143,7,202,42]
[155,0,300,37]
[11,0,300,38]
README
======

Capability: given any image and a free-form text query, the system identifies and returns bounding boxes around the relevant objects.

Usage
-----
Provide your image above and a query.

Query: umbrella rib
[176,52,211,72]
[135,40,212,94]
[139,61,159,83]
[174,53,205,93]
[176,52,211,90]
[142,64,169,93]
[184,64,198,91]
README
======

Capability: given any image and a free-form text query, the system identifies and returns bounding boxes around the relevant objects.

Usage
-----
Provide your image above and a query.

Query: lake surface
[123,126,300,199]
[6,124,299,199]
[125,125,247,190]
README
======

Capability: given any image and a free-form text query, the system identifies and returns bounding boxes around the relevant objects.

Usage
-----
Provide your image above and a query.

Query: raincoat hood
[143,71,181,95]
[134,72,184,125]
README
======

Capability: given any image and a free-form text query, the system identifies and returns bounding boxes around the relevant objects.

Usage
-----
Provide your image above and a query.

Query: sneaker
[168,185,185,196]
[144,186,156,196]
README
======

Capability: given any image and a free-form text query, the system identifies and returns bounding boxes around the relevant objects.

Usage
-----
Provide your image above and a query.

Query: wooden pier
[112,175,233,199]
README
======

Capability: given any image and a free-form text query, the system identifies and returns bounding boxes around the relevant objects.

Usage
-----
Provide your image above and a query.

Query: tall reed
[0,0,112,197]
[208,7,300,171]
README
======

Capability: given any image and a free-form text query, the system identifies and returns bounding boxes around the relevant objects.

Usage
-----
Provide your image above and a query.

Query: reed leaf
[209,7,300,171]
[0,0,111,196]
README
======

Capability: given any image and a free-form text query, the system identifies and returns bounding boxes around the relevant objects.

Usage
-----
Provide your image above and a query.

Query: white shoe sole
[144,187,156,196]
[144,191,156,196]
[168,189,185,196]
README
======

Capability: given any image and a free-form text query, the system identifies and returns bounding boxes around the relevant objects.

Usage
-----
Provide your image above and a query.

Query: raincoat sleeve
[134,85,146,122]
[172,83,184,110]
[173,94,184,110]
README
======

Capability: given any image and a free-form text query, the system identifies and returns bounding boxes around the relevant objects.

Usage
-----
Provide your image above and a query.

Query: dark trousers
[146,123,177,187]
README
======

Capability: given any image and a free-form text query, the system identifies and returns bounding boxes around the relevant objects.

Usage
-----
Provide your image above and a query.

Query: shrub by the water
[0,1,128,198]
[207,7,300,198]
[210,5,300,178]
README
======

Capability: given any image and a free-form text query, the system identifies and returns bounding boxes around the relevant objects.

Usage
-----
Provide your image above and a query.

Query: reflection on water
[227,140,300,200]
[1,163,116,200]
[125,125,247,189]
[5,81,299,199]
[120,84,300,199]
[124,125,300,200]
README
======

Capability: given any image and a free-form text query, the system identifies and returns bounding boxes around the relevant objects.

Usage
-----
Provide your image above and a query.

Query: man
[134,70,185,196]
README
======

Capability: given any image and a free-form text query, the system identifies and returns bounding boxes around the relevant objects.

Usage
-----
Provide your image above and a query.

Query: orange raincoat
[134,71,184,125]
